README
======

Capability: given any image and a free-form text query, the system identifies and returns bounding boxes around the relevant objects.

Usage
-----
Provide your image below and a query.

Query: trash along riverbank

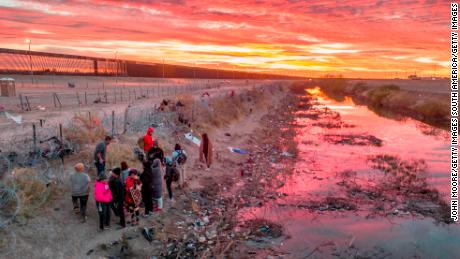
[0,82,295,258]
[1,82,458,258]
[234,85,459,258]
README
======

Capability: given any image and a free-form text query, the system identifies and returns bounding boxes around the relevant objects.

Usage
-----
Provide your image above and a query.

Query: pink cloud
[0,0,450,78]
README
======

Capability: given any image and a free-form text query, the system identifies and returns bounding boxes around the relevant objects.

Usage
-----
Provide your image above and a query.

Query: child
[120,161,130,186]
[94,174,112,231]
[125,169,142,226]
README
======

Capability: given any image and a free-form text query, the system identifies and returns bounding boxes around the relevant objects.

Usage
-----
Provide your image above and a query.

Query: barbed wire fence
[0,80,225,251]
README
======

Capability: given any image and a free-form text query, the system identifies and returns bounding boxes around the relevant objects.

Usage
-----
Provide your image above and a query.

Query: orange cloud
[0,0,450,78]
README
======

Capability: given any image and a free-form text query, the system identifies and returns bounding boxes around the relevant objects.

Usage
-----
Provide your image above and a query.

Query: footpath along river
[238,87,460,258]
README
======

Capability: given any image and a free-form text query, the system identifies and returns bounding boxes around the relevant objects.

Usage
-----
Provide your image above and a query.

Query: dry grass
[64,113,107,145]
[10,167,59,219]
[105,142,142,171]
[191,87,273,133]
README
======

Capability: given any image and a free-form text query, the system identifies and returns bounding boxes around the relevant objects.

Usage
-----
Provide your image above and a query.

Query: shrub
[412,100,449,122]
[64,113,106,146]
[367,84,401,107]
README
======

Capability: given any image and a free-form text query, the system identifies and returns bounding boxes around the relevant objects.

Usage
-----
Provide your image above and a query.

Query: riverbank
[236,83,456,258]
[298,79,450,129]
[1,82,293,258]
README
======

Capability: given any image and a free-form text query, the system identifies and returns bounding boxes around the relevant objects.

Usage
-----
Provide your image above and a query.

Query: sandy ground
[1,82,287,258]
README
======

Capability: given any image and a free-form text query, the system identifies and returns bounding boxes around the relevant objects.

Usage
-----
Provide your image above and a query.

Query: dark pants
[141,188,153,215]
[72,195,88,217]
[110,199,126,227]
[127,204,140,225]
[95,162,105,177]
[96,202,110,230]
[166,179,173,199]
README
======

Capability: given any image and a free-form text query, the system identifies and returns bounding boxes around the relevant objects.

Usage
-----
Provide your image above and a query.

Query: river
[238,87,459,258]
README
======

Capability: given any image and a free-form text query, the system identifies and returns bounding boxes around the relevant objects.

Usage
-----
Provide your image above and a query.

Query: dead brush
[10,167,59,218]
[64,113,106,145]
[105,142,143,171]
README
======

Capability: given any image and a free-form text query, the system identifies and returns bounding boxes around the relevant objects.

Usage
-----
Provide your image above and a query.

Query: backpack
[165,166,180,182]
[175,150,187,165]
[137,137,144,149]
[172,167,180,182]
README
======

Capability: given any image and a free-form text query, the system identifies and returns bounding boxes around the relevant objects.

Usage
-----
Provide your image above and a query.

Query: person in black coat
[140,160,154,216]
[109,167,125,228]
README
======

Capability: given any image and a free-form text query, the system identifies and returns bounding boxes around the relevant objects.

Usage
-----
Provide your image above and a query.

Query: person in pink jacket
[94,174,112,231]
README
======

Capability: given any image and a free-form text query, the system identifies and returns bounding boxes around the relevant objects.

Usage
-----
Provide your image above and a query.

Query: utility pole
[26,39,33,84]
[114,50,118,84]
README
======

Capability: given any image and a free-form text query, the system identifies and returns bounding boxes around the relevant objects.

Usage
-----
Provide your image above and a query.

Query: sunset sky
[0,0,451,78]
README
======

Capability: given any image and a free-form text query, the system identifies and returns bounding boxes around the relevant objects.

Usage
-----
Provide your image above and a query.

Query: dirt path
[3,84,287,258]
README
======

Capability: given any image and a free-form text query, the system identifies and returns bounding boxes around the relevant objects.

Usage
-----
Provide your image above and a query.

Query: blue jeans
[95,162,105,177]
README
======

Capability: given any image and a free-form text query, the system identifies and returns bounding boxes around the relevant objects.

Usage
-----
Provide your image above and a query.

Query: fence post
[123,107,128,134]
[85,92,88,105]
[54,93,62,109]
[19,94,24,111]
[76,92,81,106]
[32,124,37,151]
[114,90,117,104]
[88,111,92,128]
[111,110,115,136]
[52,93,57,108]
[25,96,31,111]
[120,88,123,102]
[104,91,108,103]
[59,124,63,143]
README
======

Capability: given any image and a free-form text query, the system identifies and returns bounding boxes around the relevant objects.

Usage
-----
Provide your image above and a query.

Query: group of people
[70,127,213,231]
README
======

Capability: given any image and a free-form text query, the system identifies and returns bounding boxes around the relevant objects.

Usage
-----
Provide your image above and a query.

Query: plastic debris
[185,132,201,146]
[142,227,154,243]
[228,147,249,154]
[5,111,22,124]
[281,151,293,157]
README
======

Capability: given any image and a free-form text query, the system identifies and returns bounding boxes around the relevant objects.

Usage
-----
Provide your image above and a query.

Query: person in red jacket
[143,127,156,152]
[124,169,142,226]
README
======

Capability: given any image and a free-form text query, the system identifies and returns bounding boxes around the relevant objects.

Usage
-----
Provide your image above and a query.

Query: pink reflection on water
[239,88,457,257]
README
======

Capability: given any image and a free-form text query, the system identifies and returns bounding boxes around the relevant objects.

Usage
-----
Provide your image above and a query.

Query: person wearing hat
[70,163,90,222]
[109,167,126,228]
[143,127,156,152]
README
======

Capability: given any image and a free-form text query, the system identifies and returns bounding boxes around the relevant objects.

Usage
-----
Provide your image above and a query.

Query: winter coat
[125,176,142,206]
[164,164,179,182]
[109,176,124,203]
[140,161,154,192]
[143,128,155,152]
[70,172,90,197]
[94,181,112,203]
[199,139,213,166]
[151,158,163,198]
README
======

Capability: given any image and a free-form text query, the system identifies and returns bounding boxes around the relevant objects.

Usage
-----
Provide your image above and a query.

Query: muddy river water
[239,88,459,258]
